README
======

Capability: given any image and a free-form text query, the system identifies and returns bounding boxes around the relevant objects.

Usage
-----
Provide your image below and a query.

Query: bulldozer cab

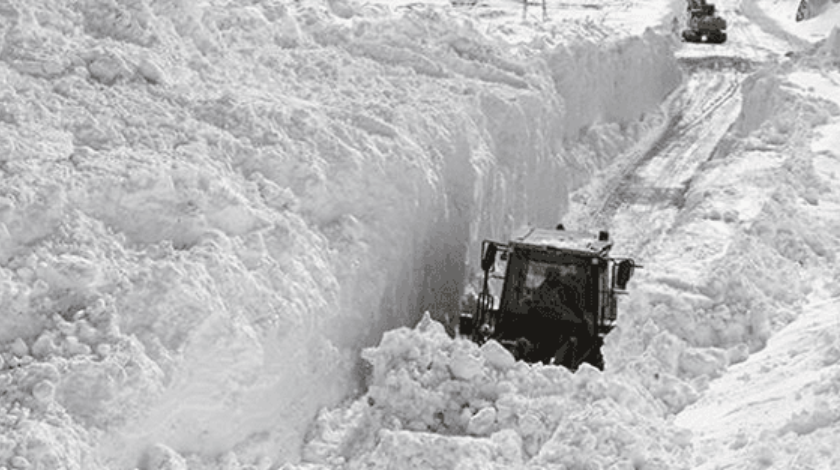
[497,251,593,335]
[460,226,636,370]
[691,4,715,16]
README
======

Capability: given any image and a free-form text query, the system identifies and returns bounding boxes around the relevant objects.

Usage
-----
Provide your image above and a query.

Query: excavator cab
[682,0,727,43]
[459,226,637,370]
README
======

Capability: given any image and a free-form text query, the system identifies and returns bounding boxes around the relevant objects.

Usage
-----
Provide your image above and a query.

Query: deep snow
[0,0,839,469]
[0,0,679,468]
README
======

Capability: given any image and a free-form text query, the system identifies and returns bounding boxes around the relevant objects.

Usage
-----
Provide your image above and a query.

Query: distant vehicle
[682,0,727,44]
[459,226,637,370]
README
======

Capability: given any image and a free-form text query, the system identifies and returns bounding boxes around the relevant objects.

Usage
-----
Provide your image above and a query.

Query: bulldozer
[458,226,637,370]
[682,0,727,44]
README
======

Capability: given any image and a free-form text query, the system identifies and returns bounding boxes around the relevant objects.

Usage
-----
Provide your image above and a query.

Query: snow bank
[583,48,840,426]
[299,314,692,469]
[758,0,840,41]
[795,0,840,22]
[0,0,681,468]
[596,48,840,468]
[677,299,840,469]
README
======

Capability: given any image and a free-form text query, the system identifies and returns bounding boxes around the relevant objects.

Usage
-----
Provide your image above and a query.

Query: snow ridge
[0,0,682,469]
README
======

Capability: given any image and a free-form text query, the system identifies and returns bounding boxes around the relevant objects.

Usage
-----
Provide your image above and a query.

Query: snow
[759,0,840,41]
[676,299,840,469]
[1,0,839,469]
[301,312,692,469]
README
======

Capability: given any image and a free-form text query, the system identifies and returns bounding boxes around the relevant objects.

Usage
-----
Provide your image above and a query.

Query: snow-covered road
[569,62,747,252]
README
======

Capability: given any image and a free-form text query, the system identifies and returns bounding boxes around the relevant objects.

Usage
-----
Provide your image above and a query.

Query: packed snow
[0,0,839,469]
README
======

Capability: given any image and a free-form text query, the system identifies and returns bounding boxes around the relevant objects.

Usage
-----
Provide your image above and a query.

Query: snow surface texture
[0,0,683,469]
[302,313,693,469]
[296,2,840,470]
[761,0,840,41]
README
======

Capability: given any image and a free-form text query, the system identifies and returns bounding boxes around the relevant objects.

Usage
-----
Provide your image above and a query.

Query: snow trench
[294,38,840,470]
[0,1,681,468]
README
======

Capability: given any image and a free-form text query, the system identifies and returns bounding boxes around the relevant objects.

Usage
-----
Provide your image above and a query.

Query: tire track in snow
[565,86,683,233]
[640,71,741,185]
[578,64,745,239]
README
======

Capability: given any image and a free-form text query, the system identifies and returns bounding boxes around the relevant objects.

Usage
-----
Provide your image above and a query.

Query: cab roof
[508,227,613,257]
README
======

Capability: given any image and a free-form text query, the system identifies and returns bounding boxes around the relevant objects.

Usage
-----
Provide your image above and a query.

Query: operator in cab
[520,265,593,365]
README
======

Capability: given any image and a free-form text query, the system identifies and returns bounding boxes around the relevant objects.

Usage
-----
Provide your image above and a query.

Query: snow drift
[0,0,681,468]
[796,0,840,22]
[301,313,692,469]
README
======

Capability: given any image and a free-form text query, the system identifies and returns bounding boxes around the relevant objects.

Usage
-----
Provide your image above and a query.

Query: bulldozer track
[613,183,688,208]
[568,87,685,231]
[582,119,676,227]
[677,55,759,74]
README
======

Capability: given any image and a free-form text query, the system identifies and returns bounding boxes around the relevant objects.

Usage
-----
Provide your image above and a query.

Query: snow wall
[0,1,679,468]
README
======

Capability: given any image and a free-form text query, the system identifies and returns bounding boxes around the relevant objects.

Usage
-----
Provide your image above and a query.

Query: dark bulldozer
[458,226,638,371]
[682,0,727,44]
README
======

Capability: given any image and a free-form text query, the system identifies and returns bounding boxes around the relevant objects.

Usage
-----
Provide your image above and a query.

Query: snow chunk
[31,380,56,404]
[779,400,840,436]
[480,340,516,370]
[144,443,188,470]
[466,406,496,436]
[138,56,167,85]
[449,345,485,381]
[727,343,751,365]
[31,332,60,359]
[10,455,30,469]
[822,27,840,57]
[85,49,133,85]
[679,347,729,379]
[10,338,29,357]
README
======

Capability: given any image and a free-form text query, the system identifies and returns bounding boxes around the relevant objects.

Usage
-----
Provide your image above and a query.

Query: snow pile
[759,0,840,41]
[821,26,840,58]
[3,0,837,468]
[0,0,682,468]
[670,47,840,469]
[677,298,840,469]
[601,52,840,415]
[299,313,692,469]
[795,0,840,22]
[597,39,840,468]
